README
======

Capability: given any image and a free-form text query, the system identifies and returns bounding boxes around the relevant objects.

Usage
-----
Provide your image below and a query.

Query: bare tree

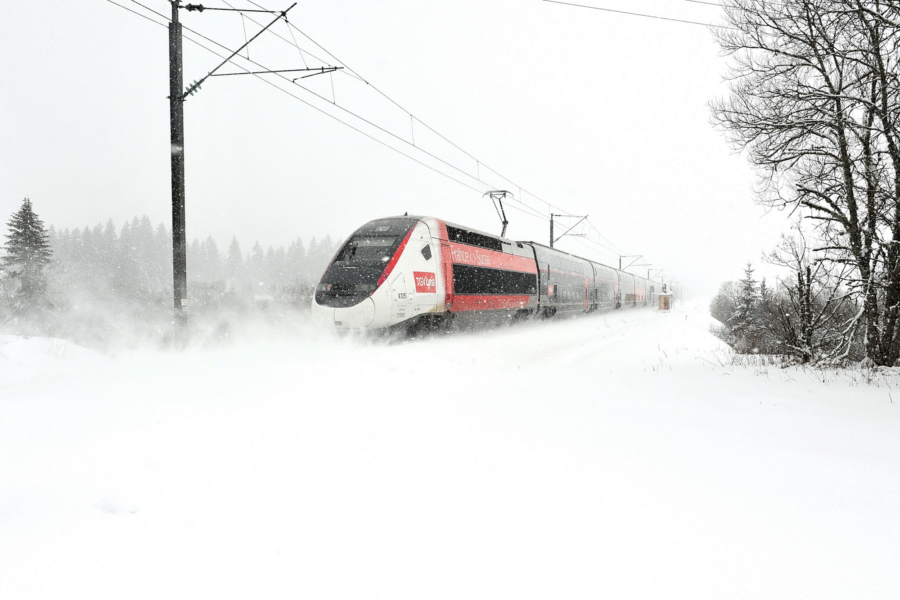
[765,224,859,363]
[712,0,900,365]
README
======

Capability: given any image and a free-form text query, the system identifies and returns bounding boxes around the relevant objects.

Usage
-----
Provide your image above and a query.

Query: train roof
[517,240,628,275]
[390,215,657,282]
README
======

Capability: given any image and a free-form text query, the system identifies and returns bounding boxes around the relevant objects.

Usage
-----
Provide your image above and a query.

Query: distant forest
[49,216,340,302]
[10,215,346,347]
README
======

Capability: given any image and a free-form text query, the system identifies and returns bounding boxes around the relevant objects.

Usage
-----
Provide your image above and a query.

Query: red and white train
[311,215,658,332]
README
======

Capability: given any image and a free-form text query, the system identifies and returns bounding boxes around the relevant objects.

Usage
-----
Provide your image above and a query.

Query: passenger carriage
[311,215,656,332]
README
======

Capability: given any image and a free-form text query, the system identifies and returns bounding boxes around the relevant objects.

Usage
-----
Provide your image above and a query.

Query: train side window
[446,226,503,251]
[421,245,432,260]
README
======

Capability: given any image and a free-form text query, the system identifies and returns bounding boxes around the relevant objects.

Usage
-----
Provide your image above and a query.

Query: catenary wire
[241,0,636,255]
[221,0,368,82]
[105,0,511,205]
[120,0,627,254]
[543,0,739,29]
[240,0,593,221]
[148,0,555,222]
[190,1,629,261]
[238,0,629,255]
[107,0,169,27]
[112,0,636,260]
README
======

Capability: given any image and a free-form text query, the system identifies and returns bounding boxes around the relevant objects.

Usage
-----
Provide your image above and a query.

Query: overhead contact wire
[114,0,625,255]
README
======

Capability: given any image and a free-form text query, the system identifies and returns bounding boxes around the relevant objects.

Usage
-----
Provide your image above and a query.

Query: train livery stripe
[448,242,537,273]
[376,228,415,287]
[451,295,532,312]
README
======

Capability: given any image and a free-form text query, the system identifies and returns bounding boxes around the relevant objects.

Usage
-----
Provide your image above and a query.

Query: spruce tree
[225,237,243,281]
[2,198,53,311]
[248,242,265,287]
[729,263,759,348]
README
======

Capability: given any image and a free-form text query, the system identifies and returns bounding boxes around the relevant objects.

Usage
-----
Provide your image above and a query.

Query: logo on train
[449,245,491,266]
[413,271,436,293]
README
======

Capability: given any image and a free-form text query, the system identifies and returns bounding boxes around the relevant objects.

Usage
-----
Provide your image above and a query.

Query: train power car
[311,215,659,333]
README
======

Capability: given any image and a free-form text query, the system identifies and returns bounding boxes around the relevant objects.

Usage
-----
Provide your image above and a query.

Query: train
[311,215,660,333]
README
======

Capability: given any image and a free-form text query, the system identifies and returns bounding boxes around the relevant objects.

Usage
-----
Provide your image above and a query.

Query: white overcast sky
[0,0,792,296]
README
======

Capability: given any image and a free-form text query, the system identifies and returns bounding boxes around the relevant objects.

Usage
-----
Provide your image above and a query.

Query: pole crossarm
[210,66,343,78]
[619,254,642,270]
[293,66,343,80]
[181,2,297,100]
[550,213,587,245]
[184,4,278,12]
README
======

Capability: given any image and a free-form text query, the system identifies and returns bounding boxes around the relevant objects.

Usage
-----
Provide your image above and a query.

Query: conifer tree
[2,198,53,311]
[729,263,759,346]
[248,242,265,287]
[225,236,243,282]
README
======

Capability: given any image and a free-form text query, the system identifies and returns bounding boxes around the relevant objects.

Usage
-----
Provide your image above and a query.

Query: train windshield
[334,235,399,264]
[315,217,418,308]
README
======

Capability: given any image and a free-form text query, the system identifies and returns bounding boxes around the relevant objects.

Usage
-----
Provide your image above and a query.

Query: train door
[547,263,557,305]
[584,278,589,310]
[423,219,453,313]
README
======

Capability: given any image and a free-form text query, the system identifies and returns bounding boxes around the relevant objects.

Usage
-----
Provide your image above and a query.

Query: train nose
[334,297,376,329]
[312,296,377,330]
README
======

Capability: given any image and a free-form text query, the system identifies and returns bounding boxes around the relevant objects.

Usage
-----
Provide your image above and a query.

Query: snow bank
[1,303,898,599]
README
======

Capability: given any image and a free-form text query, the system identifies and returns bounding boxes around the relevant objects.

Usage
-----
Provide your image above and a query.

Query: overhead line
[238,2,625,254]
[131,2,490,191]
[220,0,367,82]
[683,0,727,6]
[106,0,504,203]
[243,0,592,220]
[106,0,168,27]
[142,1,556,220]
[111,0,636,263]
[214,1,619,237]
[543,0,739,30]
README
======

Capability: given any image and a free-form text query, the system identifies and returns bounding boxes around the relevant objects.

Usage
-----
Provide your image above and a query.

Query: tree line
[1,198,341,342]
[711,239,860,364]
[711,1,900,366]
[48,215,340,296]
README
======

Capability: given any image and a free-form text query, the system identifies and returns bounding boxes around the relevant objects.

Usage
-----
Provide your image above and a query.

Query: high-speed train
[311,215,659,333]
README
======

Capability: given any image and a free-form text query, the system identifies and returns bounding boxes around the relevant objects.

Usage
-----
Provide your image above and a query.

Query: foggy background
[0,0,790,296]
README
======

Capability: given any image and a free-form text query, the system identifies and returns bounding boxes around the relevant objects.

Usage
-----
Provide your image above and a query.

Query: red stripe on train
[448,242,537,273]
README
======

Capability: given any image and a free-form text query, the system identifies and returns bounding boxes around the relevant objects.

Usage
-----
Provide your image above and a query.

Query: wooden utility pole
[165,2,315,341]
[169,0,188,338]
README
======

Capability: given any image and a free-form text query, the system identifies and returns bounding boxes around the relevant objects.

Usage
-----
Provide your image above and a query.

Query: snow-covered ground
[1,302,898,599]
